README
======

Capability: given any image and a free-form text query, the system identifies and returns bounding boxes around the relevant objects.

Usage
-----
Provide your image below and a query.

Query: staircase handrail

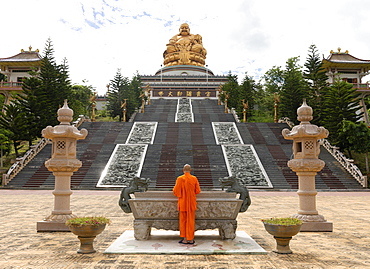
[278,117,295,128]
[1,138,50,186]
[72,115,89,128]
[230,108,240,123]
[1,115,88,186]
[320,139,368,188]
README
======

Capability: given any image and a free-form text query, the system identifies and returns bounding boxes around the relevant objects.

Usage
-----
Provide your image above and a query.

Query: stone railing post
[282,100,333,232]
[37,100,88,232]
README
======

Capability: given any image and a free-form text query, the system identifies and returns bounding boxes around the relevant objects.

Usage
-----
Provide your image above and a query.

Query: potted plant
[261,217,302,254]
[66,216,111,254]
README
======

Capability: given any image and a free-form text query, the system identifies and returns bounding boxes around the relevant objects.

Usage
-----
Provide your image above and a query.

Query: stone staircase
[3,99,363,190]
[140,122,227,189]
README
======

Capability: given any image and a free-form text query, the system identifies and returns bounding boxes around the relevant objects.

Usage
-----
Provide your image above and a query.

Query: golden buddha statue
[163,23,207,67]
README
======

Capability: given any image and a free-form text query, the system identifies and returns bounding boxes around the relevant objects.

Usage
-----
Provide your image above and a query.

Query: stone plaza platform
[1,189,370,268]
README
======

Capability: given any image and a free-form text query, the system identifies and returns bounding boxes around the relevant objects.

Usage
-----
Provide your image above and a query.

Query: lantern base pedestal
[300,221,333,232]
[37,220,70,232]
[292,213,333,232]
[37,213,76,232]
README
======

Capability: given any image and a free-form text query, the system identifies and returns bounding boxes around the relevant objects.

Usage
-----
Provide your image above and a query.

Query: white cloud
[2,0,370,94]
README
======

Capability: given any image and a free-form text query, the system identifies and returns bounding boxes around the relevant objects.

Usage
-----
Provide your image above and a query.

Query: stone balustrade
[320,139,368,187]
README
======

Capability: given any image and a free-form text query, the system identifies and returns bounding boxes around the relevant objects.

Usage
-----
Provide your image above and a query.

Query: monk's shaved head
[183,164,192,172]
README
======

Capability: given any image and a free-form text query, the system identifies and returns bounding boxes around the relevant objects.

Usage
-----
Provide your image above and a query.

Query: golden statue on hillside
[163,23,207,67]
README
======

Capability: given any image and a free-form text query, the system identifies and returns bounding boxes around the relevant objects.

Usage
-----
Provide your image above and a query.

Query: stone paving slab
[105,230,266,255]
[1,190,370,268]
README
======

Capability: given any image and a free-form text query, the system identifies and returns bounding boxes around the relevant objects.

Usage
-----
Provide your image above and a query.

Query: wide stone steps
[3,99,363,190]
[135,99,235,122]
[141,144,226,189]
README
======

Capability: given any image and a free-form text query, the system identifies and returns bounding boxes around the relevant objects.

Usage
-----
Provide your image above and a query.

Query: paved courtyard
[1,189,370,268]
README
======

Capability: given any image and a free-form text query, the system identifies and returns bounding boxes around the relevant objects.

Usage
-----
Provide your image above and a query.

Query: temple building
[140,23,228,99]
[0,46,42,104]
[322,48,370,124]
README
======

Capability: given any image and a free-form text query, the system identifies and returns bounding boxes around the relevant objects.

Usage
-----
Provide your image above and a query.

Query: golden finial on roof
[36,49,39,53]
[337,47,341,53]
[29,46,32,52]
[21,49,24,52]
[330,50,334,54]
[345,50,349,54]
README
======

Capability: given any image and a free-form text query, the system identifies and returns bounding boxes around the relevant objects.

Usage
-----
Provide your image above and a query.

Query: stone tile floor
[1,189,370,268]
[105,230,266,255]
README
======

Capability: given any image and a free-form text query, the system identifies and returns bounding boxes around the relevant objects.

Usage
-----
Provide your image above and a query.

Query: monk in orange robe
[173,164,201,244]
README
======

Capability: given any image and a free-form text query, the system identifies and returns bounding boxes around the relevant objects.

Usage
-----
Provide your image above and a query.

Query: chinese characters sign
[152,90,215,98]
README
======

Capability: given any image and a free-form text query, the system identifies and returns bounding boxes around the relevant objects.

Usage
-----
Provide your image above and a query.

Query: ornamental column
[282,100,333,232]
[37,100,88,232]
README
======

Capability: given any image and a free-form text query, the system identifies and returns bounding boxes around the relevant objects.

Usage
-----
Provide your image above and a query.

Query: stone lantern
[282,100,333,232]
[37,100,88,232]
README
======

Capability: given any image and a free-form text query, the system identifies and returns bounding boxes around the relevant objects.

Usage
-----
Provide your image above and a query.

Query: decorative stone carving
[212,122,243,144]
[222,145,272,188]
[282,100,332,232]
[133,220,152,240]
[219,176,251,212]
[129,201,179,218]
[97,144,148,187]
[218,221,238,240]
[287,159,325,172]
[126,122,157,144]
[118,177,150,213]
[292,213,326,222]
[98,121,157,187]
[37,100,88,232]
[177,98,192,113]
[211,122,272,188]
[122,191,244,240]
[176,113,193,122]
[196,202,240,219]
[175,98,193,122]
[133,219,238,240]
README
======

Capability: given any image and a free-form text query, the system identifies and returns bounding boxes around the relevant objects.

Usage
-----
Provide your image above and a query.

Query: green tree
[339,120,370,172]
[0,73,6,82]
[68,84,94,118]
[0,103,29,157]
[17,38,73,139]
[280,57,308,124]
[127,72,143,117]
[303,44,329,125]
[221,72,239,111]
[16,77,44,143]
[107,70,143,121]
[238,73,257,121]
[262,66,284,95]
[38,39,72,126]
[251,83,274,122]
[107,70,130,121]
[261,66,285,121]
[0,128,12,158]
[0,94,5,111]
[322,79,362,147]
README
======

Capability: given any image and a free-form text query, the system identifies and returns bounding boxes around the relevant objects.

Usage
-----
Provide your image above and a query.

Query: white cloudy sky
[2,0,370,94]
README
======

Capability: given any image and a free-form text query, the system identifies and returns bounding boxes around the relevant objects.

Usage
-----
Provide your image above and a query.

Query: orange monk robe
[173,172,201,241]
